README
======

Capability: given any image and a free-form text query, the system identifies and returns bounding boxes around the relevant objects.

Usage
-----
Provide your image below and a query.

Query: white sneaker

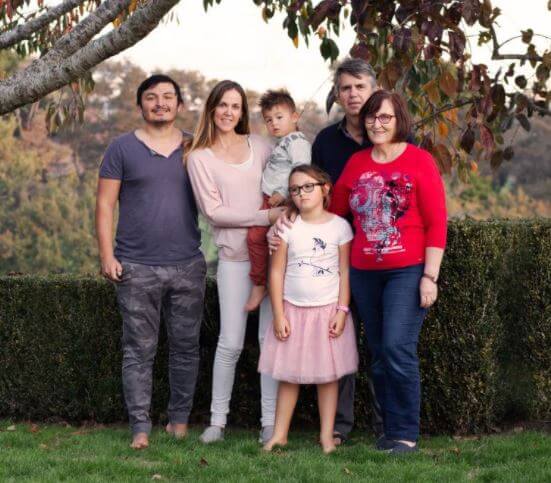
[199,426,224,444]
[258,425,274,444]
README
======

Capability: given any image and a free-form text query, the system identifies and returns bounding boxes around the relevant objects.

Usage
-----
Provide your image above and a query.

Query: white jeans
[210,260,278,427]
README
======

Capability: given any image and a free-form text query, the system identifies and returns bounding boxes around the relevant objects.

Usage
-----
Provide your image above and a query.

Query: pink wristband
[336,305,350,313]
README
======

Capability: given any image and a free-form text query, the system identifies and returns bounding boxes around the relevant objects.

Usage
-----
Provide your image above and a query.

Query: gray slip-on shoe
[199,426,224,444]
[258,425,275,445]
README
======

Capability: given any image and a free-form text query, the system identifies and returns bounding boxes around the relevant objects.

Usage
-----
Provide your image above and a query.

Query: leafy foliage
[0,116,98,274]
[241,1,551,174]
[0,1,548,176]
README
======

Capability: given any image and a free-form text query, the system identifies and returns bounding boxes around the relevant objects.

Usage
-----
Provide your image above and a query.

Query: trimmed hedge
[0,220,549,434]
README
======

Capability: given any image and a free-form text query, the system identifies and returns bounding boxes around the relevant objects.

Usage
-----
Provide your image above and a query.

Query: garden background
[0,1,550,481]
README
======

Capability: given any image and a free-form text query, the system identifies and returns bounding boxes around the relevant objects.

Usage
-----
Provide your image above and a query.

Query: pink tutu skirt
[258,301,359,384]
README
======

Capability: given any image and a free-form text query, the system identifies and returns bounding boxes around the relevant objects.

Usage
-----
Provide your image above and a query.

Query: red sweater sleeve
[330,156,356,216]
[416,151,447,248]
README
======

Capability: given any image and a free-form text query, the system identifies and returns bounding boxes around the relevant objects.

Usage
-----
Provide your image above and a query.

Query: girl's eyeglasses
[365,114,395,125]
[289,182,324,196]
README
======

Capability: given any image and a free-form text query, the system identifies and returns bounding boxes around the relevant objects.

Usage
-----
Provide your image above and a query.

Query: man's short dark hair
[359,90,412,143]
[259,89,296,114]
[136,74,183,107]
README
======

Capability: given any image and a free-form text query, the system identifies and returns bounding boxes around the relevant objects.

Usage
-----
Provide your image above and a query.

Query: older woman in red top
[331,90,447,454]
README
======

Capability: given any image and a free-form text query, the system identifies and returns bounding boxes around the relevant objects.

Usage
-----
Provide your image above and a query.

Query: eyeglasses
[289,182,324,196]
[365,114,395,125]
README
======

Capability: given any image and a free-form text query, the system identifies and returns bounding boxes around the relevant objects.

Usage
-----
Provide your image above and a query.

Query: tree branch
[506,93,551,117]
[489,25,543,63]
[498,33,551,49]
[0,0,181,115]
[45,0,133,62]
[0,0,87,51]
[413,98,475,129]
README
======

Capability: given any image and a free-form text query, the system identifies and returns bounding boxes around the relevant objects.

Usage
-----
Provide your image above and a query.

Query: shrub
[0,220,549,434]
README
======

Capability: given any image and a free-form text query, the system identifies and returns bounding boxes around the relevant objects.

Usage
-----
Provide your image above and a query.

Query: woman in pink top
[186,80,285,444]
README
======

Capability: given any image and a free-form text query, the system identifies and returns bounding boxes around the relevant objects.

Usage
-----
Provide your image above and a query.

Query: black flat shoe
[333,432,347,446]
[375,435,396,450]
[387,441,418,454]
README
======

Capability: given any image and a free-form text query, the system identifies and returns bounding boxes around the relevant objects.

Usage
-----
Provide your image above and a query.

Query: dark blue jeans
[350,264,426,441]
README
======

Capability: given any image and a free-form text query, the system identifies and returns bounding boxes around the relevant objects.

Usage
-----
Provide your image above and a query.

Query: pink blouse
[187,134,272,261]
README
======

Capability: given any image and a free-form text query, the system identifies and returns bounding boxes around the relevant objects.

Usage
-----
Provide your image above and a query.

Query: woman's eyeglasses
[289,182,324,196]
[365,114,395,125]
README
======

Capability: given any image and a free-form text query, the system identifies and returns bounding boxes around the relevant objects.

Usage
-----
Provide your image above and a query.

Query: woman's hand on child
[274,316,291,341]
[268,192,286,207]
[266,225,279,254]
[329,312,346,338]
[268,207,287,224]
[267,211,296,254]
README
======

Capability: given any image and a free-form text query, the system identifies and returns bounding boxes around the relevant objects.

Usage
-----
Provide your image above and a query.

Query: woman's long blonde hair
[184,80,250,160]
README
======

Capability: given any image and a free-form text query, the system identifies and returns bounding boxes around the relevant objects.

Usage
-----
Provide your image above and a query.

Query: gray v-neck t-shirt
[99,132,201,265]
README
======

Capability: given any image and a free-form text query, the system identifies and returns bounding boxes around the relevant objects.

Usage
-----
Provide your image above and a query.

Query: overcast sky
[114,1,550,105]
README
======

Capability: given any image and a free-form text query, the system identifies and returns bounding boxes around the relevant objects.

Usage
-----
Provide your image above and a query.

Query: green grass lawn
[0,421,550,482]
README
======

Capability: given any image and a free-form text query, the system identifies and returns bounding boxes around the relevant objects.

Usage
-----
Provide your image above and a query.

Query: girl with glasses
[258,164,359,454]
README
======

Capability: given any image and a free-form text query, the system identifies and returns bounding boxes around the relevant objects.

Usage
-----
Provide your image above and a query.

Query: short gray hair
[333,57,377,93]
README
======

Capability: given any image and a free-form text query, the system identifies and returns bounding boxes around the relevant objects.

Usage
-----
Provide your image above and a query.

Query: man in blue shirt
[312,59,377,179]
[96,75,206,450]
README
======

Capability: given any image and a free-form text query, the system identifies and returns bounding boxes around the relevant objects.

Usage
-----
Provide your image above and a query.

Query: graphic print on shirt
[297,237,332,276]
[350,171,412,262]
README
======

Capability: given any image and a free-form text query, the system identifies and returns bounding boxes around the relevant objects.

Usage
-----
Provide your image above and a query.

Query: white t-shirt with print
[279,214,354,307]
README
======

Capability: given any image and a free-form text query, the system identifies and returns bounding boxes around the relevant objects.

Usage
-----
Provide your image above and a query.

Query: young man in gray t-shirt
[96,75,206,450]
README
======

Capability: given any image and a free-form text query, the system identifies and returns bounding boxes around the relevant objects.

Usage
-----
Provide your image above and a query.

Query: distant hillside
[11,59,551,224]
[492,116,551,202]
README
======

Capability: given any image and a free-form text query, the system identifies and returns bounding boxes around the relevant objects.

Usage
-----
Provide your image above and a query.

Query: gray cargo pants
[115,255,206,435]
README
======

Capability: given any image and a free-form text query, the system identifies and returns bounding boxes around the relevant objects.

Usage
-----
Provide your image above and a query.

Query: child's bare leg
[263,382,299,451]
[317,381,338,454]
[244,285,267,312]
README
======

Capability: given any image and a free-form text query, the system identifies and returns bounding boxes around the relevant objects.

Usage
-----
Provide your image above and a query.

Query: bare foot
[320,437,336,454]
[263,436,288,452]
[130,432,149,450]
[166,422,188,439]
[244,285,267,312]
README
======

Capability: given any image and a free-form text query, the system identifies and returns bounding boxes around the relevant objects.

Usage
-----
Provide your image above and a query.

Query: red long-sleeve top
[330,144,447,270]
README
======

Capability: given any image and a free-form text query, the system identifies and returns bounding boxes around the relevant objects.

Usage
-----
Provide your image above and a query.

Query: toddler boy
[245,89,311,311]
